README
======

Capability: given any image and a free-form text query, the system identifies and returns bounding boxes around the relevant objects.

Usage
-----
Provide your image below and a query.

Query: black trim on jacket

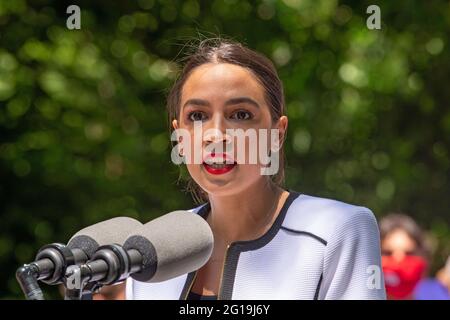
[181,190,301,300]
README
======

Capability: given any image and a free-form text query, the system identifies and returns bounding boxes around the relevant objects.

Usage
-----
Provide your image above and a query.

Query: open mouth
[202,153,237,175]
[202,161,237,175]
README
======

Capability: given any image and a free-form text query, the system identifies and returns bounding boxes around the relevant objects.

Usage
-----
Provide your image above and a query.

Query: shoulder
[281,193,379,245]
[185,192,379,245]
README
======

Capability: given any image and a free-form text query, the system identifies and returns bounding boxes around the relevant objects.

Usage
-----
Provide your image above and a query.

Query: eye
[188,111,207,122]
[231,110,252,120]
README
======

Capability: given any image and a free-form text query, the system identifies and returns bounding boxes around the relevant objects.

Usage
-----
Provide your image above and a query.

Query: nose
[203,114,232,145]
[392,250,406,263]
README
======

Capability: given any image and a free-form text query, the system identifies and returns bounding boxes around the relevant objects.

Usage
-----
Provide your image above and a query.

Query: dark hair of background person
[380,213,432,260]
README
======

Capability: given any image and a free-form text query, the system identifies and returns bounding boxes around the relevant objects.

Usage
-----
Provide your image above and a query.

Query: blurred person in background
[380,214,430,300]
[414,256,450,300]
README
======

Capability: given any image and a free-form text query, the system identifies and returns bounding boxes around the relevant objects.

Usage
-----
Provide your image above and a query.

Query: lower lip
[202,162,237,175]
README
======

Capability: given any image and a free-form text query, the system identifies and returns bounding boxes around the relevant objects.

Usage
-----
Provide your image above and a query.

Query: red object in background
[382,255,427,299]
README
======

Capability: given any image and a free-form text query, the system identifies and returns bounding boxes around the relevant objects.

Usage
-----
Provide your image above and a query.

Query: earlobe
[279,115,288,133]
[275,116,288,150]
[172,119,179,130]
[172,119,183,144]
[270,116,288,152]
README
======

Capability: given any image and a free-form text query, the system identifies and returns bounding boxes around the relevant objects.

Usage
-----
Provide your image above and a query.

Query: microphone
[67,216,143,258]
[16,217,142,300]
[71,210,214,287]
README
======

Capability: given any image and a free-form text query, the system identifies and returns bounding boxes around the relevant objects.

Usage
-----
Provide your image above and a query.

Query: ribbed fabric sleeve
[321,208,386,299]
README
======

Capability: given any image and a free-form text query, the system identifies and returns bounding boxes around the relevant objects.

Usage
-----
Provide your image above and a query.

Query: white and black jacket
[126,191,386,300]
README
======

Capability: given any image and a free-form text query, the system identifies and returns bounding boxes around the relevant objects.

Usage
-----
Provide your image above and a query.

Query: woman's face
[382,229,418,262]
[172,63,287,197]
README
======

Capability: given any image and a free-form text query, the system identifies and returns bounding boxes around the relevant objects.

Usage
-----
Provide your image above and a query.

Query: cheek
[231,130,274,164]
[177,128,200,164]
[185,164,200,186]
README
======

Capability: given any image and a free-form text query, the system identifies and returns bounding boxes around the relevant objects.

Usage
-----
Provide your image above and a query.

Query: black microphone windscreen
[67,217,142,258]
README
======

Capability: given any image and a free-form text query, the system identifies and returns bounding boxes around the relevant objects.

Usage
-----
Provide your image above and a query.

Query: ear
[172,119,183,144]
[272,115,288,152]
[172,119,179,130]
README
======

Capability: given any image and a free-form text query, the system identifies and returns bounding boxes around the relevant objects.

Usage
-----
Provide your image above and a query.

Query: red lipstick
[202,152,237,175]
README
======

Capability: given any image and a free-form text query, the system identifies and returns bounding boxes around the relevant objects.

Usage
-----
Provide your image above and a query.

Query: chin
[201,178,262,198]
[188,164,265,197]
[197,179,240,197]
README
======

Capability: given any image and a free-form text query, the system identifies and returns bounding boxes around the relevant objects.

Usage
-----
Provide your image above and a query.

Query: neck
[206,179,289,246]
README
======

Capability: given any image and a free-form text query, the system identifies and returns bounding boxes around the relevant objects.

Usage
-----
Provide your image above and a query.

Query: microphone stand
[16,243,85,300]
[63,244,142,300]
[16,263,45,300]
[63,264,102,300]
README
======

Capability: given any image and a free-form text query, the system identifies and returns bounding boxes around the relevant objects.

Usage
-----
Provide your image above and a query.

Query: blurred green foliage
[0,0,449,299]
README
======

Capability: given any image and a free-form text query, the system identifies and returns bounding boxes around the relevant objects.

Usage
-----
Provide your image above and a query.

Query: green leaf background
[0,0,449,299]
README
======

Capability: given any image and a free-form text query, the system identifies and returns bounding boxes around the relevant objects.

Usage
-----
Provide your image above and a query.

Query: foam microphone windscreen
[67,217,142,258]
[123,210,214,283]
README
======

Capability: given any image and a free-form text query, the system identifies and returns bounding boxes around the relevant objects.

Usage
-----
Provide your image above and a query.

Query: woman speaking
[125,39,386,300]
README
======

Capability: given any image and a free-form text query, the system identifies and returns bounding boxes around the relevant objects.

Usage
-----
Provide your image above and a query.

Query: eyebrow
[182,97,260,110]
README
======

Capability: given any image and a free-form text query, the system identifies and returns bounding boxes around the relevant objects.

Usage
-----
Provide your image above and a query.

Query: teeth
[204,162,235,169]
[208,163,227,169]
[205,159,232,165]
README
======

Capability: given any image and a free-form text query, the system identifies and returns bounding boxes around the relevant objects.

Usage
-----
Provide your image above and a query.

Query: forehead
[383,229,417,249]
[181,63,265,103]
